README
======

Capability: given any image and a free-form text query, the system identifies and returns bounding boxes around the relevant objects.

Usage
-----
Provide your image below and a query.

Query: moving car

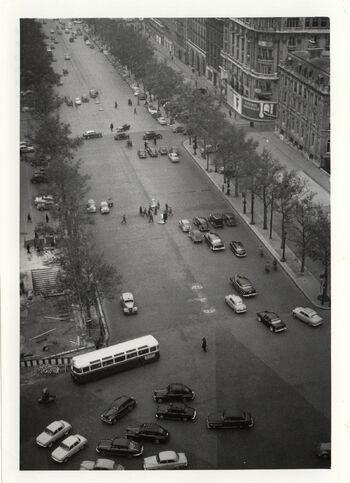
[80,459,125,470]
[257,310,286,333]
[168,151,180,163]
[188,229,204,243]
[292,307,323,327]
[120,292,138,314]
[100,395,136,424]
[205,232,225,251]
[86,199,97,213]
[74,97,82,105]
[206,409,253,429]
[229,240,247,257]
[143,131,163,140]
[137,149,147,159]
[89,88,98,98]
[51,434,87,463]
[158,146,168,155]
[169,146,180,155]
[157,117,167,125]
[172,125,185,133]
[125,423,169,444]
[146,146,158,157]
[154,383,195,403]
[143,450,188,470]
[224,294,247,314]
[82,130,102,139]
[100,201,110,214]
[155,402,196,421]
[223,212,238,226]
[192,216,209,232]
[208,213,224,228]
[230,274,256,297]
[114,132,129,140]
[178,219,191,232]
[36,420,72,448]
[147,105,158,115]
[96,438,143,457]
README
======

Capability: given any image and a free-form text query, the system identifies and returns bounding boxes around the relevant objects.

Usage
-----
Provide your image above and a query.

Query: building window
[312,18,319,27]
[326,139,330,152]
[320,17,329,27]
[305,18,310,27]
[288,36,296,47]
[286,18,300,28]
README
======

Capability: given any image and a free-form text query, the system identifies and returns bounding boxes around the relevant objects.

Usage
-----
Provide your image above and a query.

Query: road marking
[191,283,215,314]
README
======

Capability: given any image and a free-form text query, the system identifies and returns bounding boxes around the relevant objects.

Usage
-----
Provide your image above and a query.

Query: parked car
[169,146,180,155]
[157,117,167,125]
[100,201,110,214]
[317,442,331,460]
[206,409,253,429]
[36,420,72,448]
[257,310,287,333]
[120,292,138,314]
[208,213,224,228]
[147,105,158,115]
[146,146,158,157]
[114,132,129,140]
[178,220,191,232]
[192,216,209,232]
[96,437,143,457]
[156,402,196,421]
[168,151,180,163]
[223,212,238,226]
[230,274,256,297]
[143,450,188,470]
[83,130,102,139]
[205,232,225,251]
[31,174,48,184]
[224,294,247,314]
[126,423,169,444]
[74,97,82,105]
[292,307,323,327]
[51,434,87,463]
[89,88,98,98]
[229,240,247,257]
[172,125,185,134]
[86,199,97,213]
[64,54,71,60]
[81,95,89,103]
[100,395,136,424]
[154,383,195,403]
[80,458,124,470]
[143,131,163,140]
[20,141,35,153]
[158,146,168,155]
[137,149,147,159]
[188,229,204,243]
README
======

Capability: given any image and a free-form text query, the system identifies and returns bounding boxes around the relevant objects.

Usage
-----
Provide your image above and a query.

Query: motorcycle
[38,394,56,405]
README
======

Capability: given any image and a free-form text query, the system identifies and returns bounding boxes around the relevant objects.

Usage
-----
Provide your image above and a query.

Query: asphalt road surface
[20,20,331,471]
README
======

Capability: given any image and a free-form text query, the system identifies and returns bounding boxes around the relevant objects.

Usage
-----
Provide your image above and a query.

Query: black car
[100,395,136,424]
[158,146,168,155]
[208,213,224,228]
[96,437,143,457]
[82,130,102,139]
[223,212,238,227]
[138,93,147,100]
[137,149,147,159]
[229,241,247,257]
[146,146,158,157]
[172,125,185,134]
[114,132,129,140]
[230,274,256,297]
[192,216,209,232]
[153,383,195,403]
[143,131,163,140]
[156,403,196,421]
[125,423,169,444]
[89,88,98,98]
[257,310,287,333]
[31,175,48,184]
[207,409,254,429]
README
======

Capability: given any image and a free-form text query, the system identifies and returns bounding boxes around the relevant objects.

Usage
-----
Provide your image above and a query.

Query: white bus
[70,335,160,384]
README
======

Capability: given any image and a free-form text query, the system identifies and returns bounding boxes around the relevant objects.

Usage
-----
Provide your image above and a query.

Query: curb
[96,294,110,346]
[182,141,330,311]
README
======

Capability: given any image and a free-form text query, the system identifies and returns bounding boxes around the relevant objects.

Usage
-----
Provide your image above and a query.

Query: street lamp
[242,192,247,214]
[281,230,287,262]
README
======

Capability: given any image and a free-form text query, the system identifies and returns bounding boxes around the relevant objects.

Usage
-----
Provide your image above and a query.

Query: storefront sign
[227,86,277,121]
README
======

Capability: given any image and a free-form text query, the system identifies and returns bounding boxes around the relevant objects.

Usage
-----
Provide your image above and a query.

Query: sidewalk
[183,140,330,311]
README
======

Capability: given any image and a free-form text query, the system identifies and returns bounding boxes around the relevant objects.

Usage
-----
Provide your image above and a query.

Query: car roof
[227,294,243,302]
[300,307,316,315]
[158,450,177,461]
[122,292,133,300]
[112,395,131,405]
[223,409,245,418]
[63,435,79,445]
[85,130,95,134]
[47,420,63,431]
[111,437,129,445]
[181,219,190,224]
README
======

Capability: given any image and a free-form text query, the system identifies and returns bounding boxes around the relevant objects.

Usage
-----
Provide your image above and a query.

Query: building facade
[206,18,224,88]
[276,48,330,171]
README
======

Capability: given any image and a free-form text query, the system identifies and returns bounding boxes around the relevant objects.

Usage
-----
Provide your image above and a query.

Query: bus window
[149,346,157,352]
[126,351,137,359]
[82,367,90,373]
[114,353,125,363]
[91,362,102,370]
[138,348,149,355]
[103,359,114,367]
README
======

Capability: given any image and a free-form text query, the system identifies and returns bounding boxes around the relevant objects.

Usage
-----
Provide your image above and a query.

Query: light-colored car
[51,434,87,463]
[64,54,71,60]
[188,228,204,243]
[292,307,323,327]
[225,294,247,314]
[20,141,35,153]
[85,40,91,46]
[143,450,188,470]
[80,458,125,470]
[148,105,158,115]
[36,420,72,448]
[87,199,97,213]
[120,292,138,314]
[157,117,167,125]
[100,201,110,214]
[168,152,180,163]
[178,219,191,232]
[75,97,82,105]
[82,130,102,139]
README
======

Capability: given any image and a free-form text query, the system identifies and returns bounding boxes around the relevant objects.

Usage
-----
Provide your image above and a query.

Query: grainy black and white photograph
[2,1,350,482]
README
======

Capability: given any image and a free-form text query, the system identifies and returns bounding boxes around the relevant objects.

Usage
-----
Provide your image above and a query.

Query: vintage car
[96,437,143,457]
[36,420,72,448]
[207,409,254,429]
[100,395,137,424]
[143,450,188,470]
[120,292,138,314]
[82,130,102,139]
[125,423,169,444]
[230,274,256,297]
[153,383,195,403]
[51,434,87,463]
[224,294,247,314]
[257,310,286,333]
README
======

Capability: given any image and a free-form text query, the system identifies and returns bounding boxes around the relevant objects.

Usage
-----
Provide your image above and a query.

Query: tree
[240,148,262,224]
[144,59,183,103]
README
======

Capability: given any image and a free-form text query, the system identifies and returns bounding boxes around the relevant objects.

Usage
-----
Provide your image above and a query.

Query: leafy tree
[144,59,183,103]
[240,148,262,224]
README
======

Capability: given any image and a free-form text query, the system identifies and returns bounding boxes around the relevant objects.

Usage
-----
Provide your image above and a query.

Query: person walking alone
[201,337,207,352]
[110,123,114,132]
[46,213,49,223]
[27,213,32,223]
[148,213,154,223]
[139,206,143,216]
[143,208,147,217]
[163,211,168,223]
[134,107,137,115]
[121,214,127,224]
[228,109,232,119]
[153,137,157,146]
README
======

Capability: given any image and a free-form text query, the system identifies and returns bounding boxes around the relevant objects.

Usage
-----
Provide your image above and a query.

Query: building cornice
[221,51,278,80]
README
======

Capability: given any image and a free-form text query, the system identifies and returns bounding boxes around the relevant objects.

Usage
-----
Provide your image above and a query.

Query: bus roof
[71,335,159,369]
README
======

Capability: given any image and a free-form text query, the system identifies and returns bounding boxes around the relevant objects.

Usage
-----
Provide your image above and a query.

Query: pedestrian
[201,337,207,352]
[157,201,160,210]
[163,211,168,223]
[149,213,154,223]
[143,208,147,217]
[134,107,137,115]
[168,206,173,216]
[46,214,49,223]
[148,207,152,217]
[229,109,232,118]
[115,101,118,108]
[121,214,127,224]
[144,141,148,149]
[139,205,143,216]
[234,112,237,120]
[27,213,32,223]
[34,230,39,239]
[110,123,114,132]
[222,184,225,192]
[154,206,158,215]
[165,203,168,212]
[153,137,157,146]
[26,244,31,254]
[20,280,25,295]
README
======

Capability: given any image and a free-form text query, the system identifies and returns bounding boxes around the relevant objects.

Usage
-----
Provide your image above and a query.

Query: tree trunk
[321,253,329,305]
[269,196,274,239]
[250,191,255,225]
[234,177,239,197]
[263,187,268,230]
[300,227,306,273]
[280,212,285,249]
